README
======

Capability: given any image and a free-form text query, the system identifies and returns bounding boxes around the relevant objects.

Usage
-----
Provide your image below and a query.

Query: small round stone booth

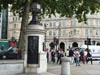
[24,1,47,74]
[24,24,47,73]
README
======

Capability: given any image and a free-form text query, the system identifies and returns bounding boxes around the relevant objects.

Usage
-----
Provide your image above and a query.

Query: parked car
[0,47,18,59]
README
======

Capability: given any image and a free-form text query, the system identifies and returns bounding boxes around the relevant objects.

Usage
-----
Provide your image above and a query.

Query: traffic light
[56,38,59,45]
[84,40,87,45]
[92,40,95,45]
[53,37,56,43]
[53,37,59,46]
[84,38,91,45]
[87,38,91,45]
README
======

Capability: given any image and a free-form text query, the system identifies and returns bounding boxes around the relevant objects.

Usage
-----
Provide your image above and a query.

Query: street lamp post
[44,24,47,50]
[68,31,72,49]
[56,23,60,50]
[87,36,89,50]
[69,31,71,49]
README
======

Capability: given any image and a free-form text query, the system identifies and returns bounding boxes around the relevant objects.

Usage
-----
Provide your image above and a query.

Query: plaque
[27,36,39,64]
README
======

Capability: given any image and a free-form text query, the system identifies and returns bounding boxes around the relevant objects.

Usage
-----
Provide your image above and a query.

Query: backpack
[74,51,80,58]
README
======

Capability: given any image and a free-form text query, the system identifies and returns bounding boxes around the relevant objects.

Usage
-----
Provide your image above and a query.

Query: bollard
[61,57,70,75]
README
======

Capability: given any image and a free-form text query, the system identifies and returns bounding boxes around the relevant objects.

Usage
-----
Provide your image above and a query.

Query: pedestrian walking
[87,49,93,64]
[68,48,74,64]
[46,49,50,63]
[83,49,88,64]
[51,50,56,63]
[59,49,64,64]
[74,49,80,66]
[56,50,61,64]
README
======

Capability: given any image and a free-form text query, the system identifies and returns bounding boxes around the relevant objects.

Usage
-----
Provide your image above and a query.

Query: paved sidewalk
[18,61,100,75]
[48,61,100,75]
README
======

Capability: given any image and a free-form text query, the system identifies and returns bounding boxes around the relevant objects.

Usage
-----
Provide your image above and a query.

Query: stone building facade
[1,6,100,51]
[41,14,100,51]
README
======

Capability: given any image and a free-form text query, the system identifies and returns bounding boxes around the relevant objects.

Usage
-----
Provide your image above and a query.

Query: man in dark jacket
[68,49,74,64]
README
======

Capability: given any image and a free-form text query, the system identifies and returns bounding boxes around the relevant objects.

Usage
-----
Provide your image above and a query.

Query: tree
[0,0,100,51]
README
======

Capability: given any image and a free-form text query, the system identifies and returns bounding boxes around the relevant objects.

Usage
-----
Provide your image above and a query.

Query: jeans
[75,57,80,66]
[70,56,74,64]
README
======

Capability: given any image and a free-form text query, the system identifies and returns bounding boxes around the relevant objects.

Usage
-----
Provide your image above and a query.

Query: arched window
[72,19,78,26]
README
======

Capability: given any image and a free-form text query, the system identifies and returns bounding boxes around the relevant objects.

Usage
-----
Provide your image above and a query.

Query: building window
[63,21,66,27]
[73,29,77,35]
[53,32,56,36]
[14,24,17,28]
[53,22,56,27]
[49,31,52,36]
[49,22,52,27]
[56,22,59,27]
[99,21,100,26]
[90,29,93,35]
[13,31,16,35]
[96,30,99,35]
[90,19,93,26]
[85,29,88,36]
[59,22,61,27]
[72,19,78,26]
[96,20,99,26]
[13,16,18,22]
[62,30,66,36]
[88,19,91,26]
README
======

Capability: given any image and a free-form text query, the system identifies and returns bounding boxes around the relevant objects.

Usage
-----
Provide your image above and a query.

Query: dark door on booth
[27,36,39,64]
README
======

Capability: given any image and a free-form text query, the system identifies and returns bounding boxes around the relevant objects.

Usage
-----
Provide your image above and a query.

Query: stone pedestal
[0,60,23,75]
[24,24,47,73]
[61,57,70,75]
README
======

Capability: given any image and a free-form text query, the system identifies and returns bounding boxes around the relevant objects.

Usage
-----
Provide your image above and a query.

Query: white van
[80,45,100,60]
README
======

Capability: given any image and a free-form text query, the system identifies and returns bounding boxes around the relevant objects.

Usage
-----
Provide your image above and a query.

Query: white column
[61,57,70,75]
[0,12,2,39]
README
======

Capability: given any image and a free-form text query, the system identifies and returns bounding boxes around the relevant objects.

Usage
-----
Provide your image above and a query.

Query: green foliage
[39,0,57,17]
[0,0,100,22]
[0,0,100,50]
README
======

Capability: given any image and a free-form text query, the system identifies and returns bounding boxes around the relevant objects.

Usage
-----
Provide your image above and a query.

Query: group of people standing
[68,48,93,66]
[46,47,93,66]
[46,48,65,64]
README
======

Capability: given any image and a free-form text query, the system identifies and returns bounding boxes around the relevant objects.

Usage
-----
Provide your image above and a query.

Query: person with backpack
[59,49,64,64]
[74,49,80,66]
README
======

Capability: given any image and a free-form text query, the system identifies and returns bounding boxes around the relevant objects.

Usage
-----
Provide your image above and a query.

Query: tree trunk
[18,0,30,57]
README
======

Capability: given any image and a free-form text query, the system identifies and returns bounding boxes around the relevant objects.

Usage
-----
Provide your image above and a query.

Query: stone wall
[0,60,23,75]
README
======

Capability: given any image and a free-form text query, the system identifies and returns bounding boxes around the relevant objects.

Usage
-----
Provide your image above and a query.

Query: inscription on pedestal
[27,36,39,64]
